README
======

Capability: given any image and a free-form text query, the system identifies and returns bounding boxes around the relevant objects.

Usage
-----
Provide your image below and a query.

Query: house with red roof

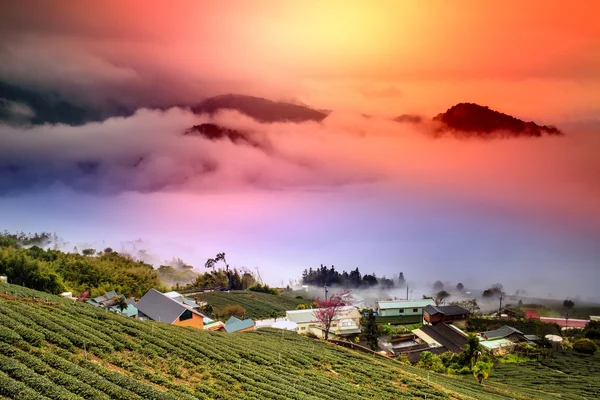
[540,317,589,329]
[523,309,540,319]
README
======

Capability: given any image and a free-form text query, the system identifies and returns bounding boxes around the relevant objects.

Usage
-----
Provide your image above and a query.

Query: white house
[285,306,361,339]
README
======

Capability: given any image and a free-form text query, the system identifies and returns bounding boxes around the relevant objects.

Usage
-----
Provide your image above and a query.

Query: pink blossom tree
[312,289,353,340]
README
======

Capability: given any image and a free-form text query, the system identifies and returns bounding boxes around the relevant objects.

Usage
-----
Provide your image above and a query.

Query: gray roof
[224,316,255,333]
[481,325,523,340]
[424,305,470,317]
[136,288,195,323]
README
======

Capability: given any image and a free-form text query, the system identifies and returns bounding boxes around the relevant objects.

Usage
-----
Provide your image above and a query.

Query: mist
[1,107,599,300]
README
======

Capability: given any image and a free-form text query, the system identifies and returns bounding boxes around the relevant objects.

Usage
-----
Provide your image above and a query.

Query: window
[398,308,404,313]
[179,310,193,322]
[413,308,418,313]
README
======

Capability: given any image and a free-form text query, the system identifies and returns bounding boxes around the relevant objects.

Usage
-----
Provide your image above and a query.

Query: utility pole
[324,285,329,301]
[498,293,504,317]
[406,285,409,300]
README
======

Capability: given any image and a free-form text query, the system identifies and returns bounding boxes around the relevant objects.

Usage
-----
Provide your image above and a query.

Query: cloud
[0,99,35,122]
[1,108,599,236]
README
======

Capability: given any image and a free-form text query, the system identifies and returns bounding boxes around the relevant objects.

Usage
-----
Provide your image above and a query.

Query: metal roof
[136,288,200,323]
[424,305,470,316]
[377,299,436,309]
[480,325,523,340]
[224,316,255,333]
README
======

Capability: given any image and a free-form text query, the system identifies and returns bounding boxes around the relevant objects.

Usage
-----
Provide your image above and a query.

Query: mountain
[191,94,329,123]
[184,123,268,150]
[393,114,423,124]
[433,103,563,138]
[0,80,136,126]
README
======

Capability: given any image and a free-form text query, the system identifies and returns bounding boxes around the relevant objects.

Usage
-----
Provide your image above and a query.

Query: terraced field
[191,290,310,319]
[0,282,592,400]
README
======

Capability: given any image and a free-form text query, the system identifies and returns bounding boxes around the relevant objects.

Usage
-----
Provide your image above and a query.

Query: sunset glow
[1,0,599,299]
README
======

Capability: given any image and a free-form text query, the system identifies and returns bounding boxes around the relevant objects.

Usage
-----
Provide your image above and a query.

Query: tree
[456,282,464,291]
[563,299,575,309]
[435,290,450,305]
[82,248,96,256]
[472,361,491,384]
[363,310,380,351]
[433,280,444,291]
[416,351,446,373]
[449,300,480,315]
[270,310,278,322]
[482,284,504,298]
[397,272,406,287]
[205,252,231,290]
[573,338,598,355]
[312,289,353,341]
[114,296,128,312]
[461,333,482,367]
[518,299,523,306]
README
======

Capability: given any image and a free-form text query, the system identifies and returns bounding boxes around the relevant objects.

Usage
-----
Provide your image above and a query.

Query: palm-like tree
[205,252,231,290]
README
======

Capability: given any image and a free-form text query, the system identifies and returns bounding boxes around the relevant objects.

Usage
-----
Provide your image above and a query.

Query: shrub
[223,305,246,318]
[573,338,598,355]
[416,351,446,373]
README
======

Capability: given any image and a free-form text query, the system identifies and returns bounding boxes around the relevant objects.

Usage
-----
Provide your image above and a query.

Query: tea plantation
[191,290,310,319]
[0,282,590,400]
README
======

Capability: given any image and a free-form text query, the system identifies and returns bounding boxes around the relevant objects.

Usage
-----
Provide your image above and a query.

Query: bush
[223,304,246,318]
[573,338,598,355]
[416,351,446,373]
[585,329,600,340]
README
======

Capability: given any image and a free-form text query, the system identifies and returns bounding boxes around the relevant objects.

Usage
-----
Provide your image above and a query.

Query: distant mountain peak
[191,94,328,123]
[184,123,268,150]
[433,103,563,138]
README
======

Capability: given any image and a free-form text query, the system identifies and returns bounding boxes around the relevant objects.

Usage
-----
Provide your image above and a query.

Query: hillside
[433,103,563,138]
[0,233,163,297]
[0,281,591,400]
[191,94,329,123]
[190,290,310,319]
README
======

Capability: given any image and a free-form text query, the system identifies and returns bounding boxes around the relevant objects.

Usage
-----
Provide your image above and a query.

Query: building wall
[380,306,426,317]
[173,312,204,329]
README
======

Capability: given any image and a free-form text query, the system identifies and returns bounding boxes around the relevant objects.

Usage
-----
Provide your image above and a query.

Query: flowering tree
[312,289,353,340]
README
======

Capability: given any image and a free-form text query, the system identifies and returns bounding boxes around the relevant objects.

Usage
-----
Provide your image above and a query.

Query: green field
[488,352,600,399]
[1,281,590,400]
[191,290,311,319]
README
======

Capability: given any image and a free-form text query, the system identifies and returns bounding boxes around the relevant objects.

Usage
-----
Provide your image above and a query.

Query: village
[65,282,598,369]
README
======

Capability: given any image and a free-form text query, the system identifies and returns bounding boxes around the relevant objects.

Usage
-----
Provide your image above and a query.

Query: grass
[191,290,311,319]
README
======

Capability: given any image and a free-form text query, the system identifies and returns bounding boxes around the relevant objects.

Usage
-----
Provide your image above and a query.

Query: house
[87,290,120,307]
[423,305,470,326]
[539,317,589,329]
[414,323,468,353]
[163,291,205,309]
[376,299,436,324]
[223,316,255,333]
[0,276,8,283]
[60,292,74,300]
[136,288,206,329]
[286,306,361,339]
[108,299,139,318]
[478,325,529,353]
[523,309,540,319]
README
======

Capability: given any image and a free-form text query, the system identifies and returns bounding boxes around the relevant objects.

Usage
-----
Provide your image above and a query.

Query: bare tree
[312,289,353,341]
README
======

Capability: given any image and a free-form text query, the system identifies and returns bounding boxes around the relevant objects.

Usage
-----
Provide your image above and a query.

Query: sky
[0,1,599,300]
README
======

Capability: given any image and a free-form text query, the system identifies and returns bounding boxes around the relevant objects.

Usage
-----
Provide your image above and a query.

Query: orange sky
[1,1,600,120]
